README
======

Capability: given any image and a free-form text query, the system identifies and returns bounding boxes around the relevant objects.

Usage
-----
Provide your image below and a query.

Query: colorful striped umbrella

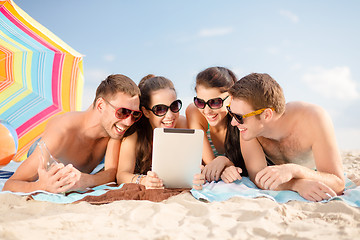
[0,0,84,162]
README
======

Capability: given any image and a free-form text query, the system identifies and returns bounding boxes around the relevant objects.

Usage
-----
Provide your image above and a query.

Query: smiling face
[229,98,265,141]
[101,92,140,139]
[142,88,179,129]
[195,85,230,127]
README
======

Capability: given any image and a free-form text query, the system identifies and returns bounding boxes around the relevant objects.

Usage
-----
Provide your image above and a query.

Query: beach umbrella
[0,0,84,163]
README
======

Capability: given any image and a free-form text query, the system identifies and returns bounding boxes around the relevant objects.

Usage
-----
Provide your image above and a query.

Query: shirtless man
[3,74,142,193]
[221,73,345,201]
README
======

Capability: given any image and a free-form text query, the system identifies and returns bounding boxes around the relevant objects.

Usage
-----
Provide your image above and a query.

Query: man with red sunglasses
[4,74,141,193]
[221,73,345,202]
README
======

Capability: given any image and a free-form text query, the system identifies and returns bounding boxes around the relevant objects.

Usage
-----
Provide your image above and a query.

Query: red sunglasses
[102,98,142,122]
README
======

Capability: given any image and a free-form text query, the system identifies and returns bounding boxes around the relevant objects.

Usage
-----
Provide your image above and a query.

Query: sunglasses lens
[208,98,223,109]
[170,100,182,113]
[194,97,205,109]
[153,105,168,116]
[116,108,142,121]
[116,108,132,119]
[132,111,142,121]
[227,106,244,124]
[235,114,244,124]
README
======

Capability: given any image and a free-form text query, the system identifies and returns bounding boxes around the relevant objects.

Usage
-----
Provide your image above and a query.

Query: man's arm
[255,106,345,197]
[299,106,344,193]
[240,136,268,184]
[69,138,120,190]
[3,137,77,193]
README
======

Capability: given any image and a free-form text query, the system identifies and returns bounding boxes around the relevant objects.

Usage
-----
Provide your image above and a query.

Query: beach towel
[25,183,189,204]
[2,161,359,207]
[190,177,360,207]
[0,161,188,204]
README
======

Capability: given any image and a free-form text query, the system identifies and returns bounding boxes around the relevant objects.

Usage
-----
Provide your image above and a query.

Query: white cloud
[302,66,359,101]
[280,10,299,23]
[102,54,116,62]
[198,27,233,37]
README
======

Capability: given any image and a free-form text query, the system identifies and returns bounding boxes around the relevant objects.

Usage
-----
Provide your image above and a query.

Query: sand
[0,151,359,240]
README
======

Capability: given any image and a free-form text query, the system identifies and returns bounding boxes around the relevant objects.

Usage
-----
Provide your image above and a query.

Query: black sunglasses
[194,95,229,109]
[145,99,182,117]
[103,98,142,122]
[226,105,272,124]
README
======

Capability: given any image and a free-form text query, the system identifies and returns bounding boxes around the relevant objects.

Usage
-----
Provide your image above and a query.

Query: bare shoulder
[185,103,207,130]
[287,101,331,123]
[41,112,85,149]
[121,130,138,146]
[45,112,83,134]
[286,102,335,142]
[176,115,188,128]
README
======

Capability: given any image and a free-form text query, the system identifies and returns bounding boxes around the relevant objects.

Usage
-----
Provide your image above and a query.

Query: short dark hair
[93,74,140,107]
[229,73,285,114]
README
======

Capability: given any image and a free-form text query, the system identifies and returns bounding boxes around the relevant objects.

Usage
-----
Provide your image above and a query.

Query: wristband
[135,174,145,184]
[131,174,139,183]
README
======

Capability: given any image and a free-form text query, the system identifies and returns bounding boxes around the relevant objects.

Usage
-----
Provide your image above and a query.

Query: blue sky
[15,0,360,150]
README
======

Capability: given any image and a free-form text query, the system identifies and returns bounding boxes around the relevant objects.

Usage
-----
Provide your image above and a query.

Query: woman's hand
[192,170,205,190]
[220,166,242,183]
[142,171,164,189]
[202,156,232,182]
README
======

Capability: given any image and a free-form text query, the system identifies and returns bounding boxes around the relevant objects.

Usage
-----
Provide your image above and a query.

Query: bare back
[257,102,335,169]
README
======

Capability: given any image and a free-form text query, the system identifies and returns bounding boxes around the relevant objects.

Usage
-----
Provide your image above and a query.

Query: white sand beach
[0,150,359,240]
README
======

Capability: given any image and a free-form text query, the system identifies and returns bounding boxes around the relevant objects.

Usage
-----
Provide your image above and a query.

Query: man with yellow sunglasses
[222,73,345,202]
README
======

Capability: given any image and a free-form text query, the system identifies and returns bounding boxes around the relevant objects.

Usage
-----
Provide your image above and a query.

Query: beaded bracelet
[131,174,139,183]
[135,174,145,184]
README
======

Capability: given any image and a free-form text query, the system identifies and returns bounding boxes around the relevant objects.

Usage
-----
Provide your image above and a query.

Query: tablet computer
[152,128,204,188]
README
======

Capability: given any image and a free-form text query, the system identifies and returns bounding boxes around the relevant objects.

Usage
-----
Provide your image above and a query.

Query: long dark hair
[196,67,248,176]
[125,74,176,174]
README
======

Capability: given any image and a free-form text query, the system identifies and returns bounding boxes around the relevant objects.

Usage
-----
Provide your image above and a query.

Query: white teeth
[239,128,246,132]
[206,114,217,120]
[162,120,173,125]
[115,124,125,133]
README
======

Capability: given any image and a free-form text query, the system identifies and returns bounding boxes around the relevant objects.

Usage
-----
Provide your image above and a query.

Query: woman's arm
[116,132,139,184]
[186,103,233,182]
[186,103,215,164]
[116,132,163,188]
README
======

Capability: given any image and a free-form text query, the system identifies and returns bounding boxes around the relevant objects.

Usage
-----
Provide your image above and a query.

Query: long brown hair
[196,67,248,176]
[125,75,176,174]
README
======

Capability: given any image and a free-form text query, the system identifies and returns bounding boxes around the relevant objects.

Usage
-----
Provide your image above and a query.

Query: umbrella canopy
[0,0,84,162]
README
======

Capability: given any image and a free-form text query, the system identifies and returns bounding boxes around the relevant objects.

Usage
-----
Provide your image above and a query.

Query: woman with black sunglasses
[116,75,204,189]
[186,66,248,183]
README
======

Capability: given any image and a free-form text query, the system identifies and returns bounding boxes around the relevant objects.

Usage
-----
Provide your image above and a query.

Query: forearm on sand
[278,164,345,194]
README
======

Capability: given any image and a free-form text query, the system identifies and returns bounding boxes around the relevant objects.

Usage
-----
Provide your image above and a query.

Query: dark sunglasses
[103,98,142,122]
[145,99,182,117]
[226,105,273,124]
[194,95,229,109]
